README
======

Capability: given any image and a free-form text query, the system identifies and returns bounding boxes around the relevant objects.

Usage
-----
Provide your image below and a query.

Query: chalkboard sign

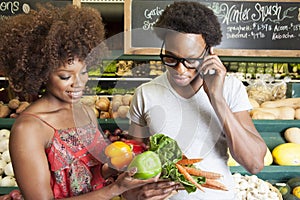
[0,0,72,19]
[124,0,300,57]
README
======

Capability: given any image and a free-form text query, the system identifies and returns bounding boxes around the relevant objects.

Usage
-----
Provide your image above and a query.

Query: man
[128,1,267,200]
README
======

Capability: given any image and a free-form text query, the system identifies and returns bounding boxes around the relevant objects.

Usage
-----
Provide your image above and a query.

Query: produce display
[0,129,17,187]
[272,143,300,166]
[227,62,300,80]
[227,147,273,167]
[80,94,133,119]
[104,131,300,200]
[233,173,282,200]
[88,60,165,78]
[247,79,287,105]
[0,126,299,197]
[249,97,300,120]
[229,123,300,167]
[115,60,165,77]
[284,127,300,144]
[274,177,300,199]
[0,98,30,118]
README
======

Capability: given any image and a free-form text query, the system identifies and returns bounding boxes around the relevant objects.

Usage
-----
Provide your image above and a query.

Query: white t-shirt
[129,72,252,200]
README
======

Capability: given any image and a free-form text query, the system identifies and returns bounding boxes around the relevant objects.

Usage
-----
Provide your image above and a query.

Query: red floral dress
[46,123,108,198]
[23,113,108,198]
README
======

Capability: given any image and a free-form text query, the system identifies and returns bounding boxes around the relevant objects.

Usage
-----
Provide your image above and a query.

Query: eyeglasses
[159,41,209,69]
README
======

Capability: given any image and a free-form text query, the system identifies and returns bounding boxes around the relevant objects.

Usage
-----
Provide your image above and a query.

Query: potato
[99,111,110,119]
[99,96,110,105]
[112,94,123,102]
[284,127,300,144]
[95,98,110,111]
[80,96,97,107]
[16,101,30,113]
[0,105,11,118]
[111,100,122,112]
[117,105,130,118]
[93,106,99,118]
[8,98,20,110]
[122,94,133,106]
[111,111,119,119]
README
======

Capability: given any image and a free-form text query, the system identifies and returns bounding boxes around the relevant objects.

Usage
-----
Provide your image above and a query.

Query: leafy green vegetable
[149,133,205,193]
[149,133,182,166]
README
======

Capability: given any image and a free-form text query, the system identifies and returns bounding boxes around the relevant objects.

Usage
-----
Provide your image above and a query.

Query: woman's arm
[9,117,55,199]
[10,115,164,200]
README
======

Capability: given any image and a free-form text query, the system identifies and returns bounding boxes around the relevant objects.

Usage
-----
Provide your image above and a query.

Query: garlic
[0,129,10,140]
[4,162,14,176]
[0,139,9,152]
[233,173,280,200]
[2,150,10,163]
[0,159,7,175]
[1,176,16,187]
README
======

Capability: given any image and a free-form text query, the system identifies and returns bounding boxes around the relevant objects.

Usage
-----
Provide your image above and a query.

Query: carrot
[184,167,223,179]
[182,154,188,160]
[175,163,204,192]
[176,158,203,166]
[202,178,228,191]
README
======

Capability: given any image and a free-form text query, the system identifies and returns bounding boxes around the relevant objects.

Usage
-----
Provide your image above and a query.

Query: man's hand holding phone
[200,47,227,101]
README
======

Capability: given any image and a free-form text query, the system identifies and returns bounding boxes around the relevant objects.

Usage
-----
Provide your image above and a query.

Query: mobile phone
[208,47,216,75]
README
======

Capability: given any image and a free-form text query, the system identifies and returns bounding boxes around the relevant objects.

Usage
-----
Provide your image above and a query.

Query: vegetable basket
[267,182,283,200]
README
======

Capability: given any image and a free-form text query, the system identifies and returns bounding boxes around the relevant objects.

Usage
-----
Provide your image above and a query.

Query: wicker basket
[267,182,283,200]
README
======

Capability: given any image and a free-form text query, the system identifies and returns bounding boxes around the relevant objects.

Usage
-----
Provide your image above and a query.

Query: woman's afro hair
[0,4,106,95]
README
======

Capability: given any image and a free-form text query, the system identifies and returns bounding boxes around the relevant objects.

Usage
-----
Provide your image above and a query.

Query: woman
[0,4,179,200]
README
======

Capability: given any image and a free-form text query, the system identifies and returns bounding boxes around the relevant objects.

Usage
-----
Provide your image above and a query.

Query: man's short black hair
[154,1,222,47]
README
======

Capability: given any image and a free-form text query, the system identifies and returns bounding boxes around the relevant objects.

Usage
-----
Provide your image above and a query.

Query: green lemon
[128,151,162,180]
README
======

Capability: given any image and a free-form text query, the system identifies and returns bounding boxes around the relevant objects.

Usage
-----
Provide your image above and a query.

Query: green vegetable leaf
[149,133,182,166]
[149,133,205,193]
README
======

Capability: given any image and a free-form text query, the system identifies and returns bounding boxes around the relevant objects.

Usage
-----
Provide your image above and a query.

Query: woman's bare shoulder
[10,111,54,147]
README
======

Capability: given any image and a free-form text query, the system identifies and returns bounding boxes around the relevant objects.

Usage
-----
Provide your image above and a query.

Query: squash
[251,110,276,120]
[284,193,300,200]
[264,147,273,166]
[272,143,300,166]
[287,177,300,190]
[274,183,291,198]
[250,106,295,120]
[260,98,300,109]
[293,186,300,198]
[227,147,273,166]
[284,127,300,144]
[295,108,300,120]
[248,98,260,108]
[227,149,239,166]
